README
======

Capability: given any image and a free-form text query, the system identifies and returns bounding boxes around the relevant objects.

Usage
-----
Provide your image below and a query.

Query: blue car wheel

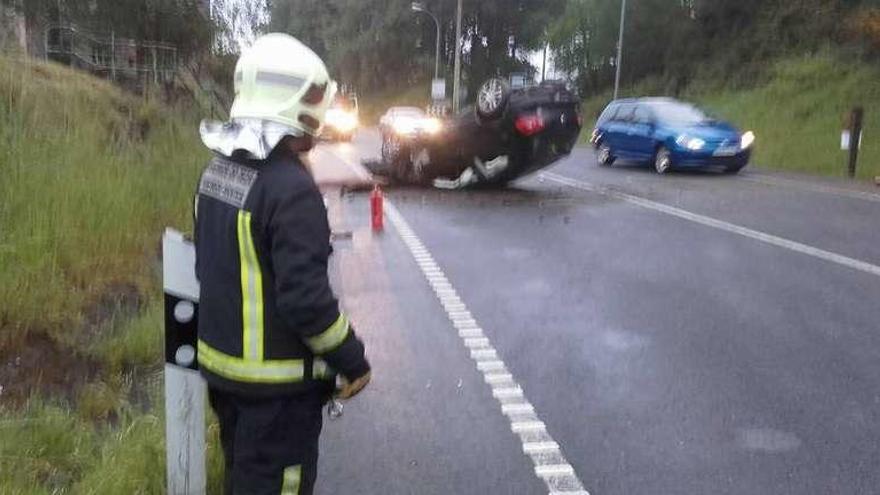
[598,143,615,166]
[654,146,672,174]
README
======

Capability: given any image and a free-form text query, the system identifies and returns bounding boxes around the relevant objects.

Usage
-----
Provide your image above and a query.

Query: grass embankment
[0,56,225,493]
[581,55,880,181]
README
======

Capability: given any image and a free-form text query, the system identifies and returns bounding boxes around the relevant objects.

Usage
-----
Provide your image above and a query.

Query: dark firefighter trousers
[209,388,325,495]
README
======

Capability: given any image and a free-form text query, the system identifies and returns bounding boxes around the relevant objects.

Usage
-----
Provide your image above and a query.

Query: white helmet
[230,33,337,137]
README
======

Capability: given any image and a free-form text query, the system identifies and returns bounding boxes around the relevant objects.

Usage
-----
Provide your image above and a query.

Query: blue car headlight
[741,131,756,150]
[676,135,706,151]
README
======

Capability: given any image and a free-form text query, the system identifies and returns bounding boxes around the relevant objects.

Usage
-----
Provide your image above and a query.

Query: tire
[598,143,615,166]
[476,78,510,122]
[654,146,672,174]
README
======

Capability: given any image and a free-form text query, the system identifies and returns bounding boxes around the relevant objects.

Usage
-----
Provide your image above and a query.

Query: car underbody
[377,80,582,189]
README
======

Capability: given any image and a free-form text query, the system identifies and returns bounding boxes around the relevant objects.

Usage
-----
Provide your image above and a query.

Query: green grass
[88,303,164,376]
[0,55,228,492]
[0,306,226,494]
[0,56,207,347]
[580,55,880,181]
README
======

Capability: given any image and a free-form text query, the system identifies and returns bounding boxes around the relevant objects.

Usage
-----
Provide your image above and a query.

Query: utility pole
[613,0,626,100]
[452,0,463,112]
[542,43,548,82]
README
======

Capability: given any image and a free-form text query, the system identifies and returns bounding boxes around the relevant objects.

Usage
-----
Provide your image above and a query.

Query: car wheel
[476,78,510,122]
[654,146,672,174]
[598,143,615,166]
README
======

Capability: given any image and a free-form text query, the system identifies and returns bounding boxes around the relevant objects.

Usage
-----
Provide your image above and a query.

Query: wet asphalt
[315,131,880,495]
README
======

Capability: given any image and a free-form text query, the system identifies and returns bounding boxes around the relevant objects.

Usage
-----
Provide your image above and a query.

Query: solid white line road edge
[384,201,591,495]
[741,174,880,204]
[543,172,880,278]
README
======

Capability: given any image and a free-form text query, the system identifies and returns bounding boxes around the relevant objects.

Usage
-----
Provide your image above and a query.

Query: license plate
[714,146,739,156]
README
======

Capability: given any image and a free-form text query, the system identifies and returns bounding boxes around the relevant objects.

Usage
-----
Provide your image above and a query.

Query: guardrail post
[162,228,206,495]
[847,107,864,179]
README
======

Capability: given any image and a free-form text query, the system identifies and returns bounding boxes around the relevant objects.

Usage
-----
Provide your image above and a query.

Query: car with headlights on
[591,98,755,174]
[380,78,581,187]
[322,94,359,141]
[378,106,442,181]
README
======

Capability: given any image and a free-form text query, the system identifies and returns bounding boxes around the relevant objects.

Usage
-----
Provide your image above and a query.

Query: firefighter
[194,33,371,495]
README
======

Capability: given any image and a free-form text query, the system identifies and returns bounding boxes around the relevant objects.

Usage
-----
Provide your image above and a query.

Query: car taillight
[515,114,545,136]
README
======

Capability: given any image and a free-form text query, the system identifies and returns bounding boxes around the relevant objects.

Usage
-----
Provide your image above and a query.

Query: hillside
[0,56,225,493]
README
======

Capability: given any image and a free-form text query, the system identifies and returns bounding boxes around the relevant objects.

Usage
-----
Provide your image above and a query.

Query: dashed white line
[383,201,590,495]
[543,172,880,278]
[458,327,484,338]
[471,348,500,361]
[536,464,576,478]
[502,403,536,415]
[463,337,491,348]
[511,421,547,433]
[492,387,524,399]
[476,360,505,372]
[523,441,560,454]
[484,373,514,384]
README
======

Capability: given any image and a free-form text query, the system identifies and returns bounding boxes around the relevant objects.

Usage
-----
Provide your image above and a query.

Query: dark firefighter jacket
[193,149,369,397]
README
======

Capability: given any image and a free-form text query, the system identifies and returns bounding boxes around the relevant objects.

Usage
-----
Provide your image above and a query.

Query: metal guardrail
[44,24,178,84]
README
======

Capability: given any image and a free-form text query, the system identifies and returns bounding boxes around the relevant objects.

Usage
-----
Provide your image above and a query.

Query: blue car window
[633,106,653,124]
[649,102,709,125]
[597,104,618,125]
[614,103,635,122]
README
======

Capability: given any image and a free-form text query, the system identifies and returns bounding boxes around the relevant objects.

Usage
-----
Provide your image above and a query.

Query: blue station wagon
[591,98,755,174]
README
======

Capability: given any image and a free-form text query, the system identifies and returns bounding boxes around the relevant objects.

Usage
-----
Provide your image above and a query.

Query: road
[312,130,880,495]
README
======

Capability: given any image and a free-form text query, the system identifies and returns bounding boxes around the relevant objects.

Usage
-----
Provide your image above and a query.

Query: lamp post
[613,0,626,100]
[452,0,463,112]
[411,2,440,80]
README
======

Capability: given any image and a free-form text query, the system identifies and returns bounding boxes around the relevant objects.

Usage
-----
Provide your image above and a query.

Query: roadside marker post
[162,228,206,495]
[843,107,864,178]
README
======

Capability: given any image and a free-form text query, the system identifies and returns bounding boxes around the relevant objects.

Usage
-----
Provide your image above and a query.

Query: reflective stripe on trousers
[281,465,302,494]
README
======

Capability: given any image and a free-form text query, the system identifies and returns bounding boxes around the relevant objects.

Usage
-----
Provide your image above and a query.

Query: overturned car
[379,78,582,188]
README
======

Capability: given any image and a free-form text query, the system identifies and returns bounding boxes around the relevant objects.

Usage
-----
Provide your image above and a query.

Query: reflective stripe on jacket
[194,151,369,396]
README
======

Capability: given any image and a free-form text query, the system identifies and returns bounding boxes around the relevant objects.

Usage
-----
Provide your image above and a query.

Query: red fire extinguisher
[370,184,384,232]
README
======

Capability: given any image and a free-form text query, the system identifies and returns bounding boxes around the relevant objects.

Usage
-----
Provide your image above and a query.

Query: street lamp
[613,0,626,100]
[411,2,441,80]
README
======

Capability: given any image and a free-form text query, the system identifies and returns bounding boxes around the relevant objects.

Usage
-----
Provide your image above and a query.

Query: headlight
[423,118,442,134]
[392,118,418,135]
[676,135,705,151]
[326,110,358,132]
[741,131,756,149]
